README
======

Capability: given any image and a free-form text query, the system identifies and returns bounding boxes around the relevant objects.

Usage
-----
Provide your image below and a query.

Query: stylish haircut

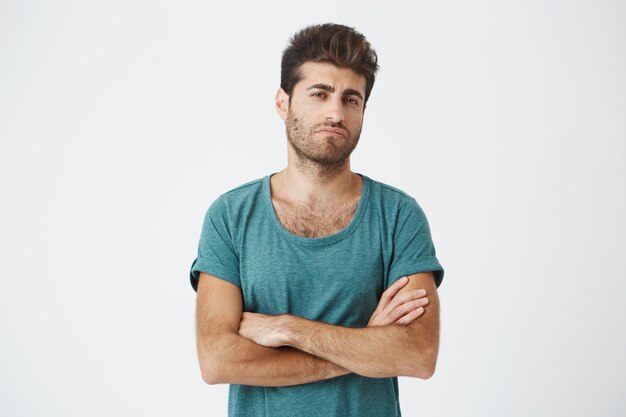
[280,23,380,107]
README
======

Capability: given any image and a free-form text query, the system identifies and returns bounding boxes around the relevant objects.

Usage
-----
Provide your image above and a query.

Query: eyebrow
[305,83,364,101]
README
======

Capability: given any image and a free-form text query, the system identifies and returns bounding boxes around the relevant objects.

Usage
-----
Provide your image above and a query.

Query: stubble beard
[285,108,361,174]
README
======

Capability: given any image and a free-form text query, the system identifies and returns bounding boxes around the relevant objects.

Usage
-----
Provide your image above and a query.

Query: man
[189,23,444,417]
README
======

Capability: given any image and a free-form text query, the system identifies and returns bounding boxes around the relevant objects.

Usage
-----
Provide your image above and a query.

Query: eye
[311,92,327,98]
[344,97,360,105]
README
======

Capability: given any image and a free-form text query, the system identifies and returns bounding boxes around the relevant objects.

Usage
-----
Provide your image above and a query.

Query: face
[278,61,366,167]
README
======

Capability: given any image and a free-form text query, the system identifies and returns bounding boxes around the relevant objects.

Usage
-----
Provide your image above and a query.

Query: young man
[189,23,444,417]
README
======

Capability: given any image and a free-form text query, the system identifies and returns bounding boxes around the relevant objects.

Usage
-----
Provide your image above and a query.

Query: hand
[239,312,287,348]
[367,276,429,327]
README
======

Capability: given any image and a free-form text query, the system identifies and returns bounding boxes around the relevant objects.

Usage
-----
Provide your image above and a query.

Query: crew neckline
[262,172,371,246]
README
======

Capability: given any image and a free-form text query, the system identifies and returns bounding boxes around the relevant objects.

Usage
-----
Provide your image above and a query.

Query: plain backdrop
[1,1,625,416]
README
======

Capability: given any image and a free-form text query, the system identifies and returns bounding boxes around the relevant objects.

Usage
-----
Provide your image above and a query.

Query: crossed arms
[195,271,440,386]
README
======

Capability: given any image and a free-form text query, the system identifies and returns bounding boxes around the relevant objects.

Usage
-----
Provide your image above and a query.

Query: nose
[324,95,345,124]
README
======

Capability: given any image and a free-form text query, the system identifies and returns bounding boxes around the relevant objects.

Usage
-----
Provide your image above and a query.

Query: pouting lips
[316,128,345,138]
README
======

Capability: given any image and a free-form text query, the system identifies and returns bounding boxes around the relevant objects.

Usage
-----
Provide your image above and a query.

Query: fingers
[369,278,429,327]
[382,288,427,317]
[395,305,425,325]
[378,276,409,309]
[394,296,429,317]
[389,294,429,324]
[368,294,429,327]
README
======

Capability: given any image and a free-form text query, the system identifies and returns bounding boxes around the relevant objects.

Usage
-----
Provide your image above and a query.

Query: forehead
[296,61,366,95]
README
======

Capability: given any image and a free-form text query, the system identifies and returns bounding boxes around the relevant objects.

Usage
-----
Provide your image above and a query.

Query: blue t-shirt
[190,172,444,417]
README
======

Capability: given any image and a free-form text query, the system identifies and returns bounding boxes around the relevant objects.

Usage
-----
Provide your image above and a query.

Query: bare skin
[271,185,360,238]
[238,272,439,379]
[196,272,429,386]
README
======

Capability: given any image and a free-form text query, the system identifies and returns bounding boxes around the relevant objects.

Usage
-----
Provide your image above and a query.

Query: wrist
[327,361,351,378]
[278,314,298,347]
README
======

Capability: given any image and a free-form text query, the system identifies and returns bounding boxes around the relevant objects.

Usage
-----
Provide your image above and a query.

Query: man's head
[276,24,379,170]
[280,23,379,108]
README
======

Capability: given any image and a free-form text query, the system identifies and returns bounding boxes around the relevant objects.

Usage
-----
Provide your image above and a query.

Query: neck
[273,149,360,207]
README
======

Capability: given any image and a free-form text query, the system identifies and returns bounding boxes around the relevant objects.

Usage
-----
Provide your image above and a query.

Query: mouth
[316,128,345,139]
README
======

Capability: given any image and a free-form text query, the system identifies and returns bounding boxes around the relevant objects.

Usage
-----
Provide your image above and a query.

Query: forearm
[202,332,351,386]
[282,316,431,378]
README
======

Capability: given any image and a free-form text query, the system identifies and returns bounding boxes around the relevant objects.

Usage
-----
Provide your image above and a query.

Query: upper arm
[189,198,241,292]
[195,272,243,381]
[397,271,440,378]
[387,198,445,290]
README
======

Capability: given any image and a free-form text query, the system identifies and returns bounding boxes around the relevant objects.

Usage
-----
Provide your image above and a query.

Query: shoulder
[361,174,433,235]
[208,175,265,214]
[199,176,266,247]
[364,174,423,212]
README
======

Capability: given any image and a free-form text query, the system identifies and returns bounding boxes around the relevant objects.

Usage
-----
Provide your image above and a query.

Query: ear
[275,87,290,121]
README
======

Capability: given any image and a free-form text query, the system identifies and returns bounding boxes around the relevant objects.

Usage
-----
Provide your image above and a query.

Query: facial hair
[285,107,361,169]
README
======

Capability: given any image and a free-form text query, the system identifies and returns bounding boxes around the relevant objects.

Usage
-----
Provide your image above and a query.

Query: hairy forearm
[281,316,434,379]
[201,332,351,386]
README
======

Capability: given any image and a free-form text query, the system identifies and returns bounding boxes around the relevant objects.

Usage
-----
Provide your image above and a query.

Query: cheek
[348,115,363,132]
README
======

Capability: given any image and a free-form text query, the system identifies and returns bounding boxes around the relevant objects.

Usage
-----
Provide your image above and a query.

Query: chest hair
[272,198,360,238]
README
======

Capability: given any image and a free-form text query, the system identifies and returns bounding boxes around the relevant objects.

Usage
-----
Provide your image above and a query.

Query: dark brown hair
[280,23,379,107]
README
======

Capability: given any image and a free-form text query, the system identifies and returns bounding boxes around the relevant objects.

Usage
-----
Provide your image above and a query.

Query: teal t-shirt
[190,172,444,417]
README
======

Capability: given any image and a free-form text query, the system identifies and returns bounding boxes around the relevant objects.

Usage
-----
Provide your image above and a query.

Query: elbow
[416,363,436,379]
[199,355,226,385]
[201,368,220,385]
[410,350,438,380]
[198,333,238,385]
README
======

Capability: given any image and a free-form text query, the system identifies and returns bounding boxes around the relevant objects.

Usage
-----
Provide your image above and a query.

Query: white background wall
[1,1,624,416]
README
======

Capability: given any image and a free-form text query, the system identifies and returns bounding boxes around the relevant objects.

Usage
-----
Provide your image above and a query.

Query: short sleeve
[387,198,444,289]
[189,198,241,292]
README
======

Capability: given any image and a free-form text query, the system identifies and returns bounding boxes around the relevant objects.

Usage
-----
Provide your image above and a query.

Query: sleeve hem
[389,256,444,288]
[189,257,241,292]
